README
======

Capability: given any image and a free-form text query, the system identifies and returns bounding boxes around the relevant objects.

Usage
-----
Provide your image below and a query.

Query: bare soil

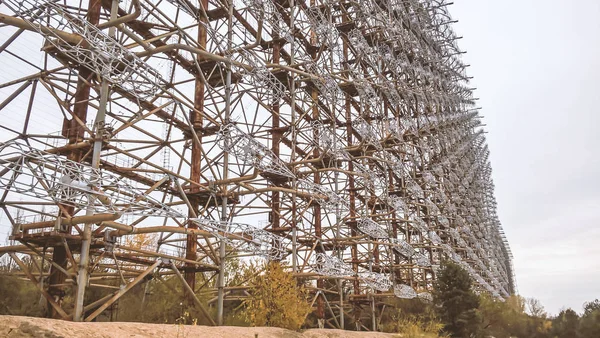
[0,315,399,338]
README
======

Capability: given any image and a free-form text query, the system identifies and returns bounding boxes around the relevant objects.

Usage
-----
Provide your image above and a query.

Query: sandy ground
[0,315,399,338]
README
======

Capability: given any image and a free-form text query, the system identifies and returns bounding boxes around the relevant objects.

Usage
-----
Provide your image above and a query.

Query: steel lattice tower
[0,0,515,329]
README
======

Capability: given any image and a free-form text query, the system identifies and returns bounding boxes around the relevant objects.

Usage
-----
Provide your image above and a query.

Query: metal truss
[4,0,166,101]
[0,141,183,217]
[191,218,287,260]
[0,0,515,330]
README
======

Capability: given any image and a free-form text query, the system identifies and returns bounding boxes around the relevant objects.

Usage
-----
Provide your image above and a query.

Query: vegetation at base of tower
[478,294,552,338]
[0,272,45,316]
[429,261,554,338]
[433,261,481,337]
[382,306,449,338]
[1,253,600,337]
[240,260,312,330]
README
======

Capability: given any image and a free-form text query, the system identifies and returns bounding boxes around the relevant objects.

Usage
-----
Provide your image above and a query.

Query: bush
[241,261,311,330]
[0,274,45,317]
[388,309,448,338]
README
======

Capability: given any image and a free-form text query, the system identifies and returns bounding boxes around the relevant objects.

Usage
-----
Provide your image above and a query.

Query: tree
[578,306,600,338]
[123,233,157,250]
[479,294,528,338]
[526,298,547,318]
[583,299,600,316]
[551,308,579,338]
[433,261,481,337]
[505,294,526,314]
[241,261,311,330]
[479,294,554,338]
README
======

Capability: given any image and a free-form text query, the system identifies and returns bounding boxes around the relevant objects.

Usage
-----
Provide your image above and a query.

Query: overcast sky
[451,0,600,315]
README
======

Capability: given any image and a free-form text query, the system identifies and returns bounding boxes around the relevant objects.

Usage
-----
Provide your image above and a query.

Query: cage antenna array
[0,0,514,329]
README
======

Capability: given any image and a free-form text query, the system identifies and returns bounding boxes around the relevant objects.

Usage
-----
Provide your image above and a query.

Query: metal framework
[0,0,515,330]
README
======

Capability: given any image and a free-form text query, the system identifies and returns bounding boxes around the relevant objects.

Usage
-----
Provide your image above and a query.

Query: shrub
[241,261,311,330]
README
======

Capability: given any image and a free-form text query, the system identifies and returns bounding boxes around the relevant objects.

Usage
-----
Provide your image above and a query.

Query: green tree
[241,261,311,330]
[583,299,600,316]
[550,308,579,338]
[433,261,481,337]
[479,294,528,338]
[578,308,600,338]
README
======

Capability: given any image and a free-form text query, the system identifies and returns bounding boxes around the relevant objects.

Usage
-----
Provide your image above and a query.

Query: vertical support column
[185,0,210,293]
[367,240,376,331]
[49,0,102,319]
[289,0,298,274]
[73,0,118,321]
[372,234,379,330]
[338,17,352,329]
[216,1,233,326]
[308,0,324,327]
[271,17,281,231]
[390,171,401,283]
[371,292,377,331]
[313,92,325,328]
[335,168,344,329]
[371,156,380,331]
[311,77,325,330]
[345,94,360,329]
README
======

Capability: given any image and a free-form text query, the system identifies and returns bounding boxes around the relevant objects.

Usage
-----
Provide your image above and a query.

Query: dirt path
[0,315,399,338]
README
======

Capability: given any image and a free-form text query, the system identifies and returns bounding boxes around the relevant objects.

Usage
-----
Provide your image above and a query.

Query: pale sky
[451,0,600,315]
